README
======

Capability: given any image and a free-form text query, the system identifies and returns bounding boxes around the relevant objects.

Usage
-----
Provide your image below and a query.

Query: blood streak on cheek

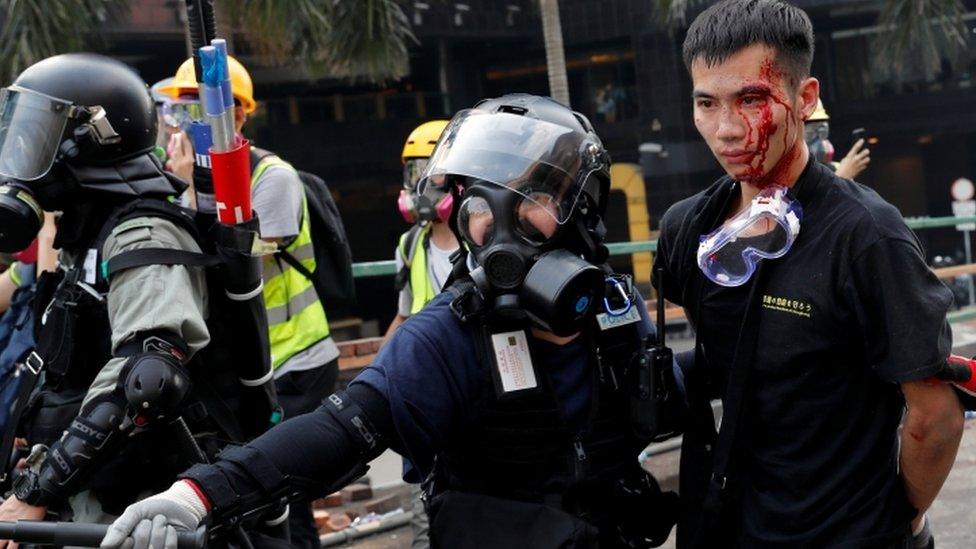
[752,58,800,188]
[741,101,775,183]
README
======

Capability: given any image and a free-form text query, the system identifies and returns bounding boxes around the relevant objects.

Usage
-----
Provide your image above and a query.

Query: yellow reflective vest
[252,155,331,370]
[397,225,438,315]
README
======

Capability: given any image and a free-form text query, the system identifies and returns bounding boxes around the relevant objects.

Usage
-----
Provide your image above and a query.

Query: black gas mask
[0,182,43,253]
[456,182,604,336]
[420,96,612,336]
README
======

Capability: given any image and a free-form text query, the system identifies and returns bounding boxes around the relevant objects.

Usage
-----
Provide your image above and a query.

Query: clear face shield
[0,86,75,181]
[416,109,599,229]
[697,186,802,287]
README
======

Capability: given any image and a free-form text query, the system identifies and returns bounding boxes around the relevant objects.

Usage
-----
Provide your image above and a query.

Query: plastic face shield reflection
[416,109,595,226]
[158,98,203,131]
[697,186,802,287]
[0,86,72,181]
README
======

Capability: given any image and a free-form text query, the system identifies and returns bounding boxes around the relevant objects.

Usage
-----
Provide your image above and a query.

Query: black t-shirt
[655,160,953,548]
[699,282,750,397]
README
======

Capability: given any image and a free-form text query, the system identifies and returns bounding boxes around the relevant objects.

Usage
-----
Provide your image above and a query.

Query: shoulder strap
[276,249,315,282]
[395,225,426,292]
[403,224,426,268]
[96,199,216,281]
[249,146,277,171]
[700,262,768,518]
[105,248,221,279]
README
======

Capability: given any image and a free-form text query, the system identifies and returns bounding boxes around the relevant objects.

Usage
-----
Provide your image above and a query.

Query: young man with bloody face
[654,1,964,547]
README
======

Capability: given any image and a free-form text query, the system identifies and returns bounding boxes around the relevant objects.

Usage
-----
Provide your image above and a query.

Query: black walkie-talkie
[631,266,682,441]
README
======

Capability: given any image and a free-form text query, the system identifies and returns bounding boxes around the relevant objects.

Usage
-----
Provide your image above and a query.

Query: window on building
[483,47,638,124]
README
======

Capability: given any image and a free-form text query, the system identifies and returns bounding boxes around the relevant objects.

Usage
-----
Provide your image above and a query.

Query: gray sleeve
[252,166,304,239]
[83,216,211,406]
[395,246,412,317]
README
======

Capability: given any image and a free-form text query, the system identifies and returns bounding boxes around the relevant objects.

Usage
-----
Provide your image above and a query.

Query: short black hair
[682,0,814,86]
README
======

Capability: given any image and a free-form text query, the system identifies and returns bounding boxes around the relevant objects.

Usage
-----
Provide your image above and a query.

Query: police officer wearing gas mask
[0,54,278,541]
[101,94,679,549]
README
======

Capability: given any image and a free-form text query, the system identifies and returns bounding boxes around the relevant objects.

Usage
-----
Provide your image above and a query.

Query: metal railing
[350,214,976,278]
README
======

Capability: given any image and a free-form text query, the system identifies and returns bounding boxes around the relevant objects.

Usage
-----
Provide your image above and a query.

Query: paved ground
[340,321,976,548]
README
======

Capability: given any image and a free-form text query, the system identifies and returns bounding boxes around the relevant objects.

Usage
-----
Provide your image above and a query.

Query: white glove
[101,480,209,549]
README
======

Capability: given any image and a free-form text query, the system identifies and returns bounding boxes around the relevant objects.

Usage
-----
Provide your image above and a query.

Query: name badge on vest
[489,330,538,393]
[596,305,641,331]
[83,249,99,285]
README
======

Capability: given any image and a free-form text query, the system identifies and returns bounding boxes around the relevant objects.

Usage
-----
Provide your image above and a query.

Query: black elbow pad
[14,398,125,506]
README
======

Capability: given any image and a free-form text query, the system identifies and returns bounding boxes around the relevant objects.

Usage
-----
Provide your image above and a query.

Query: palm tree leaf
[874,0,968,80]
[0,0,126,84]
[653,0,709,27]
[231,0,415,84]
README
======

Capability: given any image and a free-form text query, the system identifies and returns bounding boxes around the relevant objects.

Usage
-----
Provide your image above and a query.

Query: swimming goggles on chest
[697,185,802,287]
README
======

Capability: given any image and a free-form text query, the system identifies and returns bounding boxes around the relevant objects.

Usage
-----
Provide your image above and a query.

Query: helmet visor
[417,109,594,224]
[0,86,72,181]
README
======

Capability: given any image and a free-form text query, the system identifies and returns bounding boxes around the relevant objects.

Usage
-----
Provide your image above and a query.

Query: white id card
[490,330,538,393]
[83,249,98,285]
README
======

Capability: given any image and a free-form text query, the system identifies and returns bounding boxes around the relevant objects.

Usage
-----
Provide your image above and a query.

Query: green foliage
[0,0,125,85]
[0,0,414,86]
[875,0,969,80]
[226,0,416,83]
[655,0,970,82]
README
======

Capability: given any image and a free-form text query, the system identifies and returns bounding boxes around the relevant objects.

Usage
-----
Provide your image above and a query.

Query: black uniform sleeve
[843,236,953,383]
[181,383,395,515]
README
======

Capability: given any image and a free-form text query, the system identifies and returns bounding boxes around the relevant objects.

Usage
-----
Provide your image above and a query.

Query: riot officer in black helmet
[0,54,278,544]
[102,94,680,549]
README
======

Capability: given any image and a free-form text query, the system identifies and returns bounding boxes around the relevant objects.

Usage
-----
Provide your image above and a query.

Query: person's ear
[234,106,247,132]
[797,77,820,121]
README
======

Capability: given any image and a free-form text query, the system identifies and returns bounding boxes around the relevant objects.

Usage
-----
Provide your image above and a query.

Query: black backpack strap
[93,199,209,284]
[105,248,221,279]
[275,248,315,282]
[249,146,277,172]
[395,225,425,292]
[697,263,769,535]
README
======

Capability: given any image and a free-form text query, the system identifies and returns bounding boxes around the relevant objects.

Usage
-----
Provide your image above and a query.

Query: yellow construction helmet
[808,99,829,122]
[401,120,449,163]
[159,56,257,114]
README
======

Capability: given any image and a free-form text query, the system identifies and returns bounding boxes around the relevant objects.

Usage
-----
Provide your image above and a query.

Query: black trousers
[274,359,339,549]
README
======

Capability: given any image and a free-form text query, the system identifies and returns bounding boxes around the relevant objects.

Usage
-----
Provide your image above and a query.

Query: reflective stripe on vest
[252,155,331,370]
[398,225,437,315]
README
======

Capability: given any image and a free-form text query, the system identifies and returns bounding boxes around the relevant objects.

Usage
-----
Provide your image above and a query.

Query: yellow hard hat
[808,99,829,122]
[159,56,257,114]
[402,120,449,163]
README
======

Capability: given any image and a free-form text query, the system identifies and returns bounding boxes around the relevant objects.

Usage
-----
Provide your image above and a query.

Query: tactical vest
[430,277,675,547]
[251,156,332,370]
[397,224,437,315]
[20,199,272,514]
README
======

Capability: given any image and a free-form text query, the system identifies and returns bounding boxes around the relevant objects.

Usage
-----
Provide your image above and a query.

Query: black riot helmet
[417,94,612,335]
[0,54,180,252]
[0,53,156,177]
